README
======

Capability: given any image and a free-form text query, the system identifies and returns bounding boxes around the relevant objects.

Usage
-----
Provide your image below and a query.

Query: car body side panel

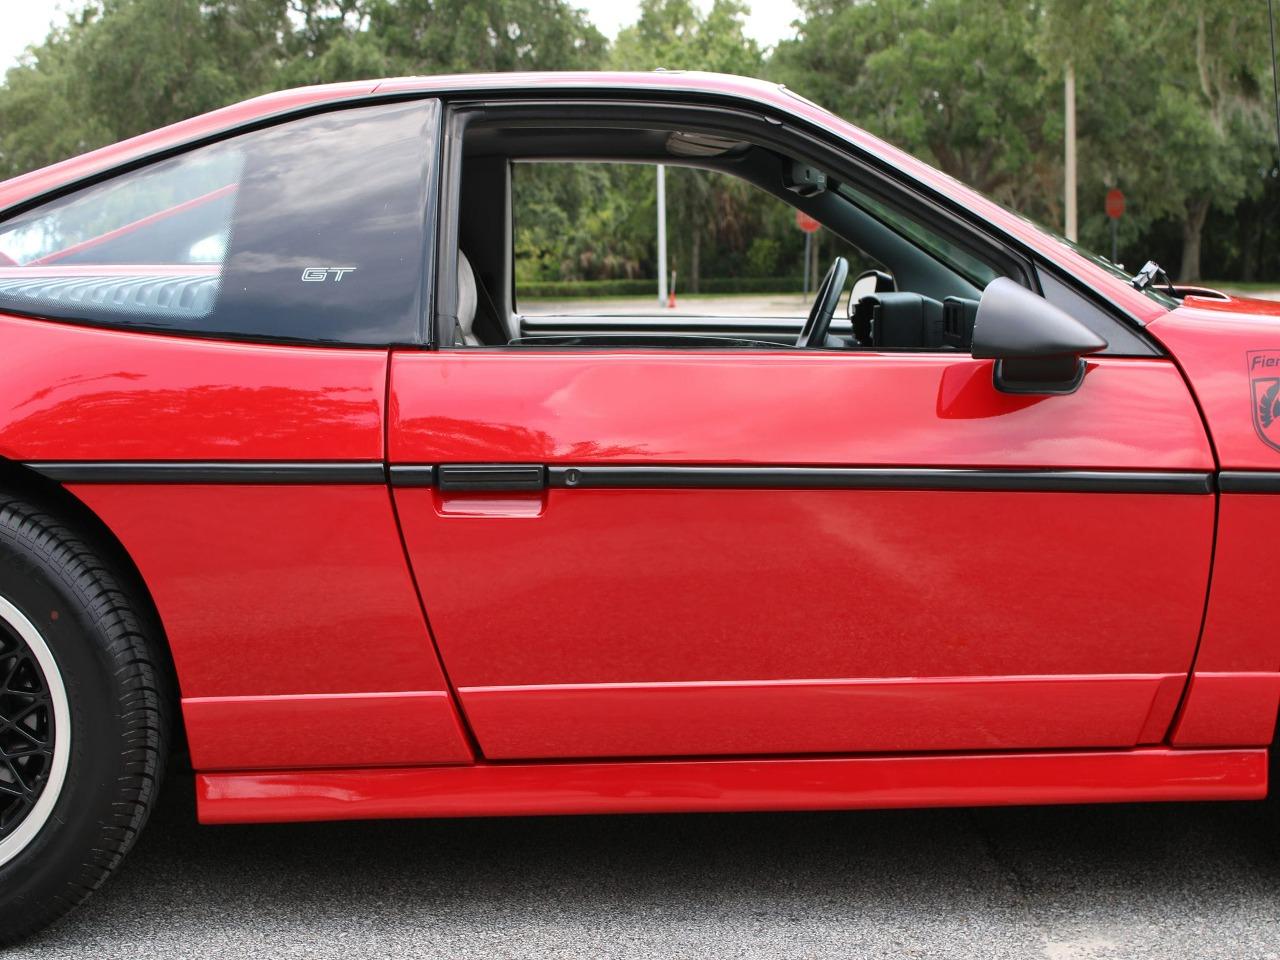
[390,352,1212,469]
[1150,300,1280,747]
[66,483,474,770]
[0,313,385,461]
[63,484,450,696]
[0,314,472,769]
[396,484,1209,758]
[182,691,472,770]
[1,72,1269,814]
[458,674,1186,760]
[391,349,1214,759]
[195,747,1267,824]
[1152,299,1280,469]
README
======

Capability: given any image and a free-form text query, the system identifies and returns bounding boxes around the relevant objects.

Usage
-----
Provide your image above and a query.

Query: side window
[836,182,999,290]
[0,99,439,345]
[512,161,872,319]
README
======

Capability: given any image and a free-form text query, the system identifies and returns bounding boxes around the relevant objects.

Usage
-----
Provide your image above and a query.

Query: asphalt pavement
[9,777,1280,959]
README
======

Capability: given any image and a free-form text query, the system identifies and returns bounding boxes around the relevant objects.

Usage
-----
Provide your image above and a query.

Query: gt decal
[300,266,357,282]
[1248,350,1280,452]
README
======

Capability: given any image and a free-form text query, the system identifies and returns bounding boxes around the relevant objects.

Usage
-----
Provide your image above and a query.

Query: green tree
[1122,0,1275,280]
[4,0,1278,285]
[275,0,610,86]
[1038,0,1276,279]
[774,0,1054,210]
[0,0,289,178]
[611,0,765,290]
[612,0,762,75]
[775,0,1277,281]
[0,0,607,178]
[0,10,109,179]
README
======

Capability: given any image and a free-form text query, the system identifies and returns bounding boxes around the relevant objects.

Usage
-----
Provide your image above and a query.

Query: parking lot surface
[10,779,1280,959]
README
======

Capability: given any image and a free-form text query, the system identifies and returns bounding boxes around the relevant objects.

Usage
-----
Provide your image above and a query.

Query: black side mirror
[847,269,895,305]
[971,278,1107,394]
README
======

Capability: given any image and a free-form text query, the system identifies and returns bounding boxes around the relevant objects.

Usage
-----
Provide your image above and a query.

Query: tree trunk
[1241,214,1258,283]
[1179,198,1209,283]
[691,231,701,294]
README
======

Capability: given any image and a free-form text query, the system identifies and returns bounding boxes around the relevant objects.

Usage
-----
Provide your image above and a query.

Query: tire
[0,491,171,945]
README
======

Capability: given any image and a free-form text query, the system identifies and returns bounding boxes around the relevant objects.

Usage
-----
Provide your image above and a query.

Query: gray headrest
[457,251,477,344]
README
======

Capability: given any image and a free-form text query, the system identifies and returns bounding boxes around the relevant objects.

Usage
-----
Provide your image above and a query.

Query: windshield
[1051,234,1178,309]
[996,207,1178,310]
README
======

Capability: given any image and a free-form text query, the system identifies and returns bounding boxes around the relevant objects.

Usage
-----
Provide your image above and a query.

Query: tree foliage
[774,0,1278,280]
[1,0,1277,283]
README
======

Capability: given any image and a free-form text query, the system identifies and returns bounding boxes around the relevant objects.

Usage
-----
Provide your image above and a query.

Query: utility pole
[656,164,668,308]
[802,231,811,297]
[1064,62,1078,241]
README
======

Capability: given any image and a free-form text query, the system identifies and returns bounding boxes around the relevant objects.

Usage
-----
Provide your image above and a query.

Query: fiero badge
[301,266,357,283]
[1249,350,1280,452]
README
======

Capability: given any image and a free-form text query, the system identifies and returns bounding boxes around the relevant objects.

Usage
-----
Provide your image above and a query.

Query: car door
[389,341,1214,760]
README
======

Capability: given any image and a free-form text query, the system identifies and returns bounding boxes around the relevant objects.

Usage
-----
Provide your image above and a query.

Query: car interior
[444,102,1010,353]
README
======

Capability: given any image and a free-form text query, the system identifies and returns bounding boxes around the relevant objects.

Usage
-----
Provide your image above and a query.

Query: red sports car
[0,71,1277,941]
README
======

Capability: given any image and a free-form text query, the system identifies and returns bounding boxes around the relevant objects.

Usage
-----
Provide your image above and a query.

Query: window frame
[435,96,1163,357]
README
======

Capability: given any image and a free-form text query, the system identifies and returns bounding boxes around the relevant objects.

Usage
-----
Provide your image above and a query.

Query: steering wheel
[795,257,849,348]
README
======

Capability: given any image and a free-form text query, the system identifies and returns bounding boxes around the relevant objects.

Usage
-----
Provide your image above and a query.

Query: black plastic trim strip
[437,464,546,492]
[1218,471,1280,493]
[545,466,1212,493]
[387,464,1208,494]
[25,461,386,484]
[26,461,1215,493]
[387,465,436,488]
[547,468,1208,496]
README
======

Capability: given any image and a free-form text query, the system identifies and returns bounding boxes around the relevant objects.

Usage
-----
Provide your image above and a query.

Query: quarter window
[0,99,439,345]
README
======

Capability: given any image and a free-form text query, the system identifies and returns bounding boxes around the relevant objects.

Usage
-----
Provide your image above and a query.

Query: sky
[0,0,802,72]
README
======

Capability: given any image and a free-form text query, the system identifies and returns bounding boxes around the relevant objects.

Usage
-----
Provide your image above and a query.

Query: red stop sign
[795,210,821,233]
[1105,188,1125,220]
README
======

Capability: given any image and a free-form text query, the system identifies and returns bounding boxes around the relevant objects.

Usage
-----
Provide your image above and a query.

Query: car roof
[0,71,1165,325]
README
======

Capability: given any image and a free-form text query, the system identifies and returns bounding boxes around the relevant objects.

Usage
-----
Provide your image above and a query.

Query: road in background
[520,293,811,317]
[10,780,1280,959]
[521,288,1280,319]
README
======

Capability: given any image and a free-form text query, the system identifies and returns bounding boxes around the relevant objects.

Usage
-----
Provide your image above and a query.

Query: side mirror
[971,278,1107,394]
[847,269,894,312]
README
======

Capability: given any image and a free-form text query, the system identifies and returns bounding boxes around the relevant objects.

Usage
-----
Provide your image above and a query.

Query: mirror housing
[848,269,895,305]
[971,278,1107,394]
[847,270,896,325]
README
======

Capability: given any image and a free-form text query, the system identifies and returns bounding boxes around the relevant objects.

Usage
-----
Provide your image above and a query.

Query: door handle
[436,464,546,492]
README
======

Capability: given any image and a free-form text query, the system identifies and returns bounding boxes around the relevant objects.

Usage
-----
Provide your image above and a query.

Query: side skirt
[196,747,1266,825]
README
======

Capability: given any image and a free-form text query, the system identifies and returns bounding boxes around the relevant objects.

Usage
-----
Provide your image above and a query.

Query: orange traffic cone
[666,270,677,309]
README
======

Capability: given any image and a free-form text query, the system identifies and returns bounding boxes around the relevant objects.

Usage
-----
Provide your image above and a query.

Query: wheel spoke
[0,702,49,746]
[0,742,46,762]
[0,758,37,798]
[0,652,22,694]
[0,621,56,845]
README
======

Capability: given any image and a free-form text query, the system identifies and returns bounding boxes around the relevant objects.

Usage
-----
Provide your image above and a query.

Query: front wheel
[0,492,171,945]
